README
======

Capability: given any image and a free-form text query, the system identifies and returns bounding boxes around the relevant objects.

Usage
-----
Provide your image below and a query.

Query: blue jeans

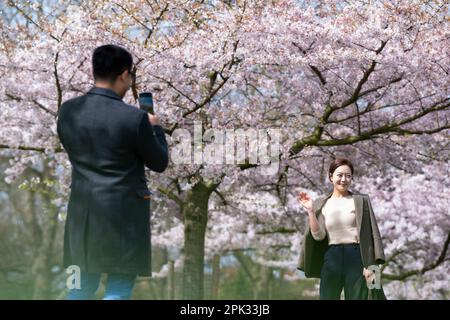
[66,272,136,300]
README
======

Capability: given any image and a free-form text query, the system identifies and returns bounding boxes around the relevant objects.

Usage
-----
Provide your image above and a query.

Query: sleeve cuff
[311,229,326,241]
[153,125,165,135]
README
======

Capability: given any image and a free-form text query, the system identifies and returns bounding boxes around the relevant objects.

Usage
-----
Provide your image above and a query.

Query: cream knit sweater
[311,196,359,245]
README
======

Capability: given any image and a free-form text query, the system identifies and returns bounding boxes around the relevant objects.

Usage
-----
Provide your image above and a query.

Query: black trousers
[320,243,368,300]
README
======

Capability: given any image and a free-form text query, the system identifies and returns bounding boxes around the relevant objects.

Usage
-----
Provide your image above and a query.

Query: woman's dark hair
[92,44,133,82]
[328,158,354,181]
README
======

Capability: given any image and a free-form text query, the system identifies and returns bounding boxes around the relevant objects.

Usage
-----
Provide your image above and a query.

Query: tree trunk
[211,254,221,300]
[254,267,273,300]
[31,205,59,299]
[234,252,275,300]
[168,260,175,300]
[153,247,168,299]
[182,181,212,300]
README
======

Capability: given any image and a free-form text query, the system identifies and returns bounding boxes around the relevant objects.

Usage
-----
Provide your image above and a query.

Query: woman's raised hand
[298,191,313,214]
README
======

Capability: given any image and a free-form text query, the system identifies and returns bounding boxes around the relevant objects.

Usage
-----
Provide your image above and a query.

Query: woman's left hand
[363,268,375,284]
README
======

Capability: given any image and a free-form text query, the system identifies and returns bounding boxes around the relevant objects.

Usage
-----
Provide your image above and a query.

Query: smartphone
[138,92,154,114]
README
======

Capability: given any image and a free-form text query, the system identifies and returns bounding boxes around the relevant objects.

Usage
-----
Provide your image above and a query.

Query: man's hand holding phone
[138,92,154,115]
[148,114,160,126]
[138,91,161,126]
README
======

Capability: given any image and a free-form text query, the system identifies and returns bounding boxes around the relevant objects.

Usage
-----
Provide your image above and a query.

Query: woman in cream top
[298,157,385,300]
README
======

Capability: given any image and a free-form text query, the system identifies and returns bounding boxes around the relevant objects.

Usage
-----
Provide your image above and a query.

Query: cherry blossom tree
[1,0,449,299]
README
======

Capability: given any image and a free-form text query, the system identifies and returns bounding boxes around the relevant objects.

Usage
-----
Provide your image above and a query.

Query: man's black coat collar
[87,87,123,101]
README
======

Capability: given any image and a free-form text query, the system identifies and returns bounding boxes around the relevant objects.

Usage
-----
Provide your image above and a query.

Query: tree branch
[383,230,450,281]
[145,3,169,47]
[302,101,450,148]
[8,1,60,42]
[291,41,327,86]
[338,41,387,110]
[5,93,57,117]
[233,251,257,283]
[54,52,62,112]
[213,189,227,206]
[157,186,185,208]
[0,144,63,153]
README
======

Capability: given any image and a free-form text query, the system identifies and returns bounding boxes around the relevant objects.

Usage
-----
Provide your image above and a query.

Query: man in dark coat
[57,44,168,299]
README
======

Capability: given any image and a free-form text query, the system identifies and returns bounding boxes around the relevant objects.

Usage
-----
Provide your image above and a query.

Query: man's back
[57,87,168,276]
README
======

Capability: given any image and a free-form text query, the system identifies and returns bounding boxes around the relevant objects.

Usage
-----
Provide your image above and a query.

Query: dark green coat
[57,87,168,276]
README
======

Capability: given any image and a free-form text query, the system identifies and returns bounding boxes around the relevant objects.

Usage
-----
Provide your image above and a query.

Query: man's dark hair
[92,44,133,82]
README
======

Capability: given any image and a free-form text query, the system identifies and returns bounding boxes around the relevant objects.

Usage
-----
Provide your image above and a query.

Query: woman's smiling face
[329,165,353,192]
